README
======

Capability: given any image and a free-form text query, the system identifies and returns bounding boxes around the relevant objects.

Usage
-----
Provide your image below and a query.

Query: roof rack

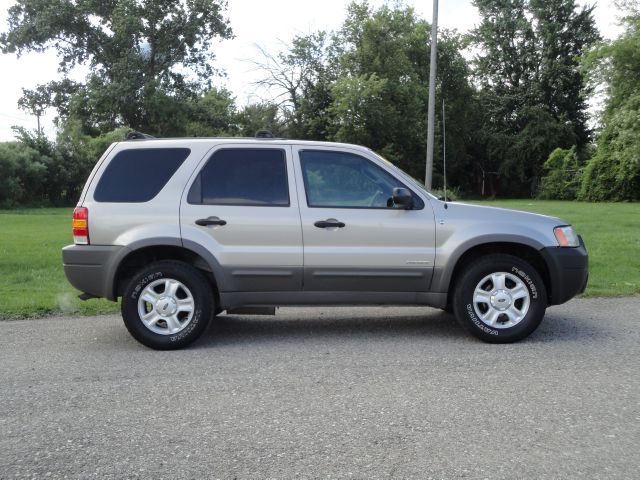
[126,131,156,140]
[255,130,275,139]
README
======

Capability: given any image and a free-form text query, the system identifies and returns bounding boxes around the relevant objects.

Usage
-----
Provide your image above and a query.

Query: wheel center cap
[156,296,178,316]
[490,289,512,310]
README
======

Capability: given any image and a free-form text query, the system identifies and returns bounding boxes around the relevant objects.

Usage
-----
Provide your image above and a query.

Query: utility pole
[425,0,438,190]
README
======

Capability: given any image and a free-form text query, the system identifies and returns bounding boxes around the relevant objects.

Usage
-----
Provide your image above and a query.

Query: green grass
[474,200,640,297]
[0,208,119,320]
[0,202,638,319]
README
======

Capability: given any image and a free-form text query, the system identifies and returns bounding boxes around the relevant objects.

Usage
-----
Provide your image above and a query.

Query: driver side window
[300,150,414,209]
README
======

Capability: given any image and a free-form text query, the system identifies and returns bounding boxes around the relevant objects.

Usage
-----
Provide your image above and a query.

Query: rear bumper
[62,245,126,301]
[540,236,588,305]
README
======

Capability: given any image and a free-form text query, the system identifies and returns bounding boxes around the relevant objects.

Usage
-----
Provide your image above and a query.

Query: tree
[251,32,337,139]
[579,1,640,201]
[472,0,599,196]
[329,2,479,187]
[235,102,286,138]
[537,146,584,199]
[17,85,50,135]
[249,2,480,191]
[1,0,232,136]
[185,87,239,137]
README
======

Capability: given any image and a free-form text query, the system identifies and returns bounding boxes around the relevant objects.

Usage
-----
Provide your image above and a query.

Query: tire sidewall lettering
[169,309,201,343]
[130,271,164,300]
[466,303,499,335]
[511,266,538,300]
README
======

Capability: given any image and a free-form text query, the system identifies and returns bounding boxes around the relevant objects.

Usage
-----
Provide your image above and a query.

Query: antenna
[442,99,448,207]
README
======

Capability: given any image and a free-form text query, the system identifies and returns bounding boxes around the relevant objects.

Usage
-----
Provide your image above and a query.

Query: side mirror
[392,187,413,209]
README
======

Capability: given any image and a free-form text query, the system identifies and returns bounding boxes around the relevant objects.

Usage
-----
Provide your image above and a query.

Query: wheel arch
[111,241,223,306]
[441,242,552,308]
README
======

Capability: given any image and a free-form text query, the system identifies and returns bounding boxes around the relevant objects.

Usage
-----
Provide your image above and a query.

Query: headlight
[554,226,579,247]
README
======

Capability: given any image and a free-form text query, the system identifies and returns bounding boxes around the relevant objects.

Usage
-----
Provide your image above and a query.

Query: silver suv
[63,135,588,349]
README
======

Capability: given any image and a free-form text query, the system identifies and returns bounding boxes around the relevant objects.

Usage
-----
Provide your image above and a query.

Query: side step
[225,307,276,316]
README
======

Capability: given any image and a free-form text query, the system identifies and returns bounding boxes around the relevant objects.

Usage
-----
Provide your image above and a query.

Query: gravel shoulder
[1,297,638,479]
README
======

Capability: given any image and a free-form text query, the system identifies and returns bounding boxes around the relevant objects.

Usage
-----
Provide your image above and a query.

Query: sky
[0,0,624,141]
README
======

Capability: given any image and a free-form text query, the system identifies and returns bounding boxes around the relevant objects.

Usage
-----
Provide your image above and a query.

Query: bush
[537,146,582,200]
[0,142,47,208]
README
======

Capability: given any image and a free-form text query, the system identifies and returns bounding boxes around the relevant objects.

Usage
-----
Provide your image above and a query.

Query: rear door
[292,146,436,292]
[180,144,303,292]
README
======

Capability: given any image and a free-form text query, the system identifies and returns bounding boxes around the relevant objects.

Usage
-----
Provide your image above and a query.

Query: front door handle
[314,219,345,228]
[196,216,227,227]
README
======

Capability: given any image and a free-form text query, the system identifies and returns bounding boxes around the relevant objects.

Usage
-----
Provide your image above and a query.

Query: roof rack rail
[126,131,156,140]
[255,130,275,139]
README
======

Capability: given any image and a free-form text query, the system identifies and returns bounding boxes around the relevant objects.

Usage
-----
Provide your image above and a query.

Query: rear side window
[94,148,190,202]
[188,149,289,206]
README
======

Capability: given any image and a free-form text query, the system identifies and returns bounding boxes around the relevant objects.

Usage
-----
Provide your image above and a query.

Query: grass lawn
[0,209,119,320]
[0,201,638,319]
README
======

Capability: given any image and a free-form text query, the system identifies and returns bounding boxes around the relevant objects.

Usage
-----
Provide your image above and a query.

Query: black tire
[452,254,547,343]
[121,260,213,350]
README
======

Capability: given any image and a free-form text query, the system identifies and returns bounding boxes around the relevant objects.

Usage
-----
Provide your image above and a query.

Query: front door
[292,146,436,292]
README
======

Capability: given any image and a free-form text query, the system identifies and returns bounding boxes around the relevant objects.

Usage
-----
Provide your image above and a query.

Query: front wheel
[452,254,547,343]
[121,261,213,350]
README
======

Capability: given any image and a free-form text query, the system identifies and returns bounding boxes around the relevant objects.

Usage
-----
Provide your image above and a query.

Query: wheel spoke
[481,309,500,326]
[474,289,492,305]
[504,307,520,325]
[491,273,505,291]
[165,314,182,333]
[510,284,529,300]
[141,310,160,327]
[141,290,158,304]
[177,298,194,312]
[165,279,180,297]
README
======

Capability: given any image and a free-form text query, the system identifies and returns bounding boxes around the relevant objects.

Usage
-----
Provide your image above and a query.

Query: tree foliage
[253,2,479,189]
[537,146,584,200]
[251,32,337,140]
[472,0,598,196]
[4,0,639,206]
[1,0,232,135]
[579,2,640,201]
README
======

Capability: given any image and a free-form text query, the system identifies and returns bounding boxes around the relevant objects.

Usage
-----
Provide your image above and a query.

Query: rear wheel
[453,254,547,343]
[121,261,213,350]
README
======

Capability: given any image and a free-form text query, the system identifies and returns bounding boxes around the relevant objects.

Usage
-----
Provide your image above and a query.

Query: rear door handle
[196,216,227,226]
[314,219,345,228]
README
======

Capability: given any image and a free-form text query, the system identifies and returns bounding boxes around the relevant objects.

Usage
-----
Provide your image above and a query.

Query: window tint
[94,148,190,203]
[188,149,289,206]
[300,150,422,209]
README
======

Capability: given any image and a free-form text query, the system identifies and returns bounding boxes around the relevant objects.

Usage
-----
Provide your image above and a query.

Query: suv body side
[63,138,587,311]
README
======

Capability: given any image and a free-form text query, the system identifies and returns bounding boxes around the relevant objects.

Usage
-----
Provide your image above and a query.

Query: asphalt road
[1,297,638,479]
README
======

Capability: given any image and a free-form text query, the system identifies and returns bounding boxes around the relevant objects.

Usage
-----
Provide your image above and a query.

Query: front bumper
[540,236,588,305]
[62,245,126,301]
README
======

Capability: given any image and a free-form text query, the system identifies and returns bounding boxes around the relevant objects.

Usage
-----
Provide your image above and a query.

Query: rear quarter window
[94,148,190,202]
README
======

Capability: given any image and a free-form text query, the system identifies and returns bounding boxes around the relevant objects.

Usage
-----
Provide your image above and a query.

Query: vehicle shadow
[191,306,610,349]
[193,308,465,349]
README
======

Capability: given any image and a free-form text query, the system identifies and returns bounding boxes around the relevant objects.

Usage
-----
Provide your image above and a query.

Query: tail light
[72,207,89,245]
